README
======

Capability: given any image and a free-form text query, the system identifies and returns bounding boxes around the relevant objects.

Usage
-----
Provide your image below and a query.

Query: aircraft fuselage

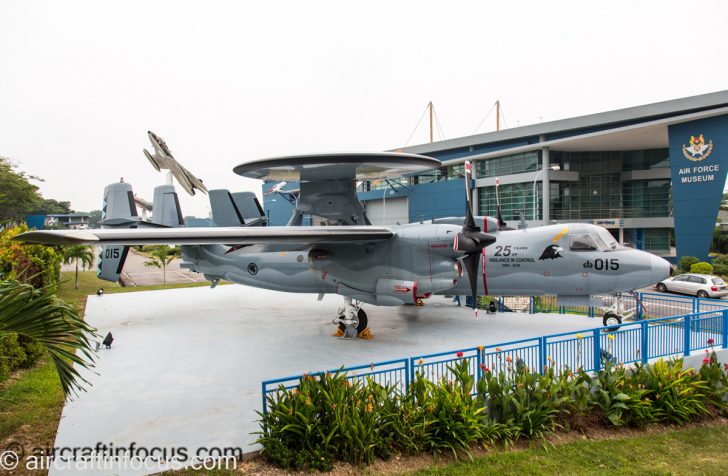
[181,222,671,306]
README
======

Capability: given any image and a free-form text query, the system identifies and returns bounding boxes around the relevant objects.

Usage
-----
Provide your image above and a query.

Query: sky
[1,0,727,217]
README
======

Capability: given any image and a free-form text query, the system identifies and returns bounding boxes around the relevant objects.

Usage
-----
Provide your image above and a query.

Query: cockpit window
[569,234,597,251]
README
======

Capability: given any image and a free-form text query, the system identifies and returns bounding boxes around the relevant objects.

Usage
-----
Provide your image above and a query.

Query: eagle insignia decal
[539,244,564,260]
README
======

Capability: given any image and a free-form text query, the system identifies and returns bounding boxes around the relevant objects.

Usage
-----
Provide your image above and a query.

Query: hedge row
[257,353,728,471]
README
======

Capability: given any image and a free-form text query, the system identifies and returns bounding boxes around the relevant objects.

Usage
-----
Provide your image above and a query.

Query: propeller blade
[462,253,480,316]
[463,161,476,230]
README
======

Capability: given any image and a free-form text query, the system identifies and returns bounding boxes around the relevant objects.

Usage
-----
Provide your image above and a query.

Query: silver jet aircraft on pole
[15,152,671,336]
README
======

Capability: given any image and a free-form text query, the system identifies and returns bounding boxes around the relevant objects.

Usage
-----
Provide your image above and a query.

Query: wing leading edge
[13,226,394,246]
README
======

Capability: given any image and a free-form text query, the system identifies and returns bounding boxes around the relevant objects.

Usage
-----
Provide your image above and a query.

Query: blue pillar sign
[669,116,728,261]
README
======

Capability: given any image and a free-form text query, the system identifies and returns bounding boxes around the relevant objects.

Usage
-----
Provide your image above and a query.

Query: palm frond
[0,280,97,398]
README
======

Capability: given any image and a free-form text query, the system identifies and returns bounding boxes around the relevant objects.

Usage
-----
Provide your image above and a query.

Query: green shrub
[690,262,714,275]
[632,359,710,424]
[0,333,44,383]
[0,225,62,291]
[679,256,700,274]
[477,360,562,440]
[590,361,654,427]
[257,354,728,470]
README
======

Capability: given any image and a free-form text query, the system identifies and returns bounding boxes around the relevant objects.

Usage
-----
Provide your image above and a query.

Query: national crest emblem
[682,134,713,162]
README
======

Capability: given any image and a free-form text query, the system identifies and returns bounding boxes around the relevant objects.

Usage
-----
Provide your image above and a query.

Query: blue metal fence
[262,299,728,412]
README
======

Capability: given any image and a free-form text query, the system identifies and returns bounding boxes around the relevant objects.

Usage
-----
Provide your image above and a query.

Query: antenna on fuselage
[494,177,507,229]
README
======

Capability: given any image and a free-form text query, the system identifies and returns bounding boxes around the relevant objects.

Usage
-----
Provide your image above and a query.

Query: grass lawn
[0,271,216,457]
[412,423,728,476]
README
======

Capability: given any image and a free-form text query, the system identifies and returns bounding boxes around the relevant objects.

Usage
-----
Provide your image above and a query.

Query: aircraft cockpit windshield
[569,228,624,252]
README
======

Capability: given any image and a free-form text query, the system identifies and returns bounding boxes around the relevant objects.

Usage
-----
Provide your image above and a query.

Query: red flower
[702,357,711,365]
[707,338,715,345]
[479,364,490,373]
[723,363,728,372]
[456,351,464,358]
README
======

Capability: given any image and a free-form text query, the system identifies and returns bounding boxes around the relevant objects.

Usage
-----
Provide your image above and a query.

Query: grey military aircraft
[15,152,671,336]
[144,131,208,196]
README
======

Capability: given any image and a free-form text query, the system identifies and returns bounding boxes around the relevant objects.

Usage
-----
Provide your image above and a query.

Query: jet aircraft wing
[13,226,394,246]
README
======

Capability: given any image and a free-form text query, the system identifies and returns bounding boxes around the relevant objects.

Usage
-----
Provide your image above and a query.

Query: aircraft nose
[650,254,672,283]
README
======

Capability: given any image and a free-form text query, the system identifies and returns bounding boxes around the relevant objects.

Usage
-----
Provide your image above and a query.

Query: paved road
[120,249,207,286]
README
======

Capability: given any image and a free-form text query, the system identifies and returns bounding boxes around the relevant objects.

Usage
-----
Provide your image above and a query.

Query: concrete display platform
[53,285,606,474]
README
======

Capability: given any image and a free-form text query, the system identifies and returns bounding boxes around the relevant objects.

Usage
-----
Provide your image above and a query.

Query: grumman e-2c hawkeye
[15,153,671,337]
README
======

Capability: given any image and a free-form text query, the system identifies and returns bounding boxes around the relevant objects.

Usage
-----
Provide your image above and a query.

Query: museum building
[264,90,728,262]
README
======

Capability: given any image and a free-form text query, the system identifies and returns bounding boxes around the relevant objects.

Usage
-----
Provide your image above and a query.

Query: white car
[655,273,728,299]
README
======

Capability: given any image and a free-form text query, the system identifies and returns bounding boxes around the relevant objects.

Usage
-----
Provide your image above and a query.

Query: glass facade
[549,148,670,220]
[359,164,465,191]
[643,228,671,251]
[478,182,542,221]
[622,179,671,218]
[476,151,540,178]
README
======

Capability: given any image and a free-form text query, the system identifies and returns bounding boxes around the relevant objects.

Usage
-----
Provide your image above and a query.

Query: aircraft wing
[13,226,394,246]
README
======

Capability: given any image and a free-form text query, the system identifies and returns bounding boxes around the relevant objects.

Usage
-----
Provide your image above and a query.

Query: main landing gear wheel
[603,312,622,331]
[337,309,368,335]
[656,283,667,293]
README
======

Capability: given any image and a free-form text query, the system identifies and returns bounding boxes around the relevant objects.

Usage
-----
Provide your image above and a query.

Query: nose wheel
[333,298,369,338]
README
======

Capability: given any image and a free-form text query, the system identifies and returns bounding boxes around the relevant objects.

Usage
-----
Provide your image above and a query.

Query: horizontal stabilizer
[14,226,394,246]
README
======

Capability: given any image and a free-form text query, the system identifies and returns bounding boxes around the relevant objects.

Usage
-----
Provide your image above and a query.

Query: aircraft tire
[338,309,368,335]
[602,312,622,331]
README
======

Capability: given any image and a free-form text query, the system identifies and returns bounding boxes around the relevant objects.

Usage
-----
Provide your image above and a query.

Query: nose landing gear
[333,297,370,338]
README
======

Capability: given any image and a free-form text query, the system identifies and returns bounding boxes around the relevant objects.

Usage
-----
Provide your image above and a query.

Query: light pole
[532,165,560,223]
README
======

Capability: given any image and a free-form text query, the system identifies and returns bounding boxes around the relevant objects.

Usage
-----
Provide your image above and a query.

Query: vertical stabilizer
[97,182,136,282]
[152,184,184,227]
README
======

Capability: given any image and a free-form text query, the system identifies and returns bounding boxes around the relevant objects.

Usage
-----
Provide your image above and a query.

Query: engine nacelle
[375,279,418,306]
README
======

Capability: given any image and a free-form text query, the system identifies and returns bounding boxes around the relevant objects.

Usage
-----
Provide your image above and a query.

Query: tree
[144,245,175,284]
[33,198,73,215]
[63,245,95,289]
[721,192,728,211]
[0,157,42,222]
[0,279,97,397]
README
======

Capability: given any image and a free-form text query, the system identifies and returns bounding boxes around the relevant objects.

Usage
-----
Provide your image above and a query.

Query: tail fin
[97,182,136,282]
[152,184,184,227]
[209,189,266,226]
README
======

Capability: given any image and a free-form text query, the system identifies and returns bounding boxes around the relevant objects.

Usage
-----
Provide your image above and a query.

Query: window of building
[475,151,541,178]
[477,182,541,221]
[622,180,671,218]
[643,228,671,251]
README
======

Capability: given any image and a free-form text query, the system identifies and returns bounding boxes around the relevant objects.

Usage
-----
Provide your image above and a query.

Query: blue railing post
[636,297,643,321]
[592,328,601,372]
[476,348,482,382]
[693,298,698,314]
[684,314,692,356]
[530,297,534,314]
[641,320,649,364]
[404,359,409,392]
[408,357,414,391]
[261,381,267,415]
[723,310,728,349]
[538,336,546,375]
[559,306,564,314]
